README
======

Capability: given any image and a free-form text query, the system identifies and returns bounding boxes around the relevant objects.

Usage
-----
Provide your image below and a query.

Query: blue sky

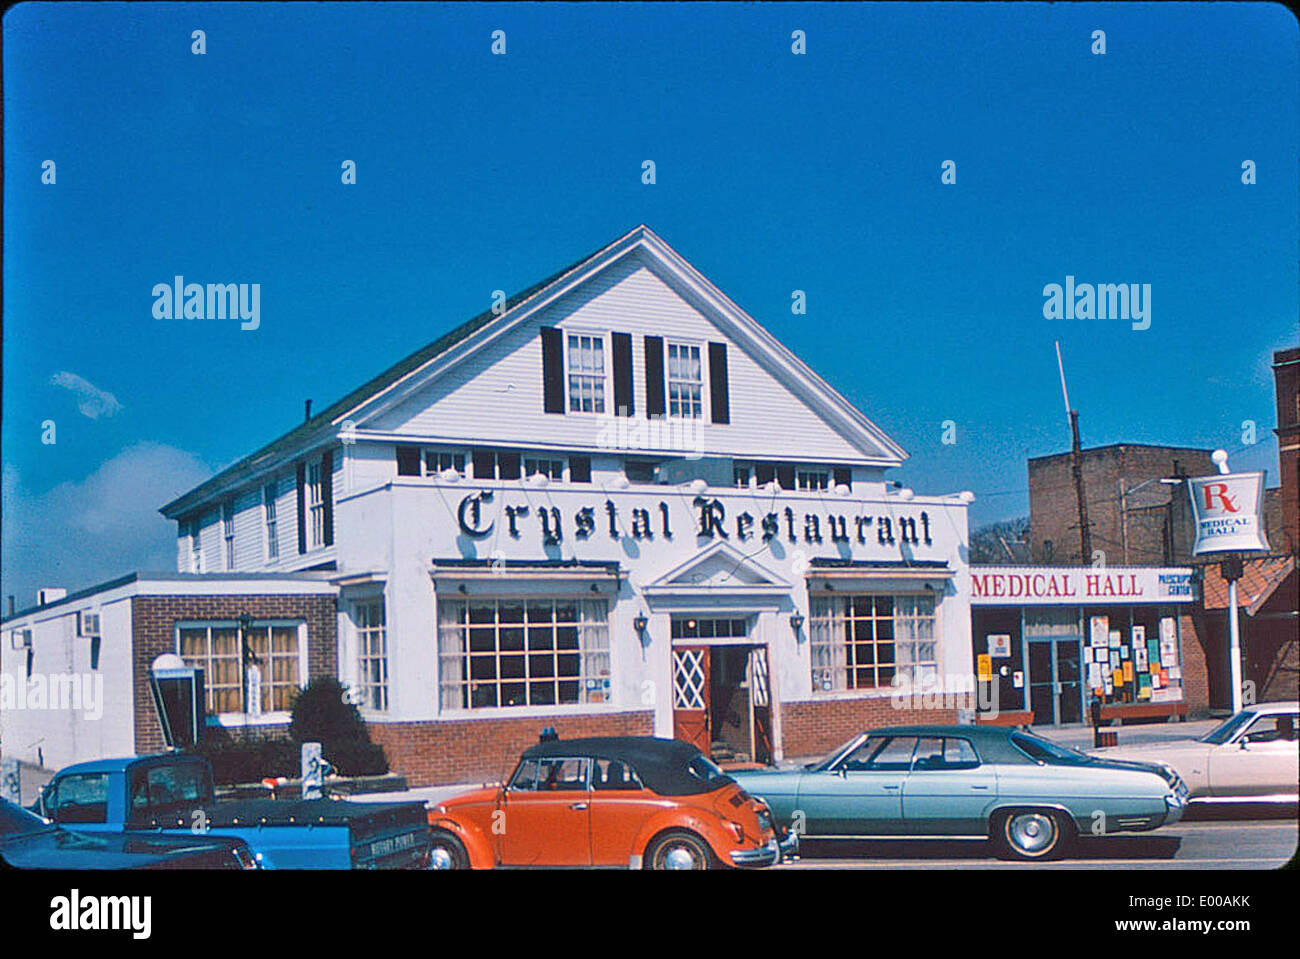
[3,2,1297,604]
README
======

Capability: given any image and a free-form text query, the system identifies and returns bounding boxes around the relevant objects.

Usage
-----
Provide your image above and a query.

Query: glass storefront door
[1024,609,1084,725]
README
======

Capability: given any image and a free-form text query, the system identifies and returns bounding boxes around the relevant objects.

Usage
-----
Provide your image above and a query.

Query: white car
[1093,701,1298,803]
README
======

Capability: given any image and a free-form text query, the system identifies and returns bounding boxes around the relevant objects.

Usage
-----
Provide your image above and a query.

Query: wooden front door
[672,646,711,753]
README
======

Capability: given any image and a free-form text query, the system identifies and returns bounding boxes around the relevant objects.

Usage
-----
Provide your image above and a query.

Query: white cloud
[49,371,123,420]
[1,442,213,610]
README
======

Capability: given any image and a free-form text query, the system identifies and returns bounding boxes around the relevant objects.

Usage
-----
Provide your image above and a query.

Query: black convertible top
[521,736,735,796]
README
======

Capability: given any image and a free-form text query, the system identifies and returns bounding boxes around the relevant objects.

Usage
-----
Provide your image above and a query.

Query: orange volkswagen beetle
[426,735,798,869]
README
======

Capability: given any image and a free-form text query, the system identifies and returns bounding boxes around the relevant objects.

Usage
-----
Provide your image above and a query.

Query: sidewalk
[1034,718,1220,749]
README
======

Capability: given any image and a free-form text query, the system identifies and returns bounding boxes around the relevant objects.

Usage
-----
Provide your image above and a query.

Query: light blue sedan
[731,724,1188,860]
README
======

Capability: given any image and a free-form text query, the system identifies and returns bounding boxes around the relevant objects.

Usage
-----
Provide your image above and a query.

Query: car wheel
[427,830,470,870]
[644,830,717,870]
[994,809,1070,861]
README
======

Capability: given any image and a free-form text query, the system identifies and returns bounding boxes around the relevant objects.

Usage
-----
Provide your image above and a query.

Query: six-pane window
[425,450,466,476]
[666,342,703,418]
[438,598,610,710]
[796,469,829,491]
[809,594,937,692]
[524,457,564,480]
[355,599,388,711]
[567,334,606,413]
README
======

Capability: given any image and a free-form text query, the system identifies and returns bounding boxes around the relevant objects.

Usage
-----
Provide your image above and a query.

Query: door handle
[883,784,900,790]
[569,802,589,811]
[971,784,990,790]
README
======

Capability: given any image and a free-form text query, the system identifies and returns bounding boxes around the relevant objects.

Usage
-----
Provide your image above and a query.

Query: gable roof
[162,225,907,519]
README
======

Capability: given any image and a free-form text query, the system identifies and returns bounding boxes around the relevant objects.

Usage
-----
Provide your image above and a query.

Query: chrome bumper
[729,830,800,868]
[1163,785,1189,826]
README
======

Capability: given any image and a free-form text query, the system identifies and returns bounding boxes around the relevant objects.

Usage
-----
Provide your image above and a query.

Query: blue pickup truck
[34,752,432,869]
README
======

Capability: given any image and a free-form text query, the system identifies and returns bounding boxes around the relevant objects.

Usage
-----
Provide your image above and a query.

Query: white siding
[368,253,876,462]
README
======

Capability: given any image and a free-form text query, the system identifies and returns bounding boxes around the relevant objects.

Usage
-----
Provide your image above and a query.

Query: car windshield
[1199,711,1257,745]
[0,799,55,839]
[1011,732,1093,765]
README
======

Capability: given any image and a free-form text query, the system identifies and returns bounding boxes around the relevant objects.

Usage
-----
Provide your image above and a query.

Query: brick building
[1,573,337,772]
[1028,444,1215,566]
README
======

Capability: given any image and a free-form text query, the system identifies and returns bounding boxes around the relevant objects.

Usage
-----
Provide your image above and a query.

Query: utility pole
[1056,343,1092,563]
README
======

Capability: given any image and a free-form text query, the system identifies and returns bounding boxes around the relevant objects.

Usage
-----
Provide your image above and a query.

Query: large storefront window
[438,598,610,710]
[178,622,302,715]
[1084,606,1184,706]
[809,594,937,692]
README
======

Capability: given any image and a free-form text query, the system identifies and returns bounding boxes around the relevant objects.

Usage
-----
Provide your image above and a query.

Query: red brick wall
[1178,613,1211,715]
[368,710,655,786]
[781,697,958,759]
[131,594,338,754]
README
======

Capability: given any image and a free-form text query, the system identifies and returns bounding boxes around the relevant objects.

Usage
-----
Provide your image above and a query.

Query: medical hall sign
[1187,472,1269,555]
[454,490,937,551]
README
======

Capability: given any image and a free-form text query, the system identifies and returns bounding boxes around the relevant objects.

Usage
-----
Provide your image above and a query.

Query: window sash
[567,334,606,413]
[666,342,703,418]
[178,622,303,716]
[809,594,937,692]
[355,600,388,711]
[438,598,610,710]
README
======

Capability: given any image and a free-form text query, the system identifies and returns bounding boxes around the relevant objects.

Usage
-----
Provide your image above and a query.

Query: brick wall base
[781,698,958,759]
[367,710,655,786]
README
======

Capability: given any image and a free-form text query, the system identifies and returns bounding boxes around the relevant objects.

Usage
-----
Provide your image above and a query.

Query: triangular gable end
[345,226,908,466]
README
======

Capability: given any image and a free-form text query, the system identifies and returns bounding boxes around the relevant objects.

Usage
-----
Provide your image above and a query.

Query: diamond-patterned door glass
[673,649,706,709]
[750,648,770,707]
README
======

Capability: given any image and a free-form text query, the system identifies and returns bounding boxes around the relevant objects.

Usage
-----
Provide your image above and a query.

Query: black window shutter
[644,335,665,416]
[708,342,730,424]
[472,448,496,480]
[777,464,795,491]
[395,444,421,476]
[612,332,634,416]
[541,327,565,414]
[322,450,334,547]
[497,450,521,480]
[569,455,591,483]
[296,463,307,554]
[833,467,852,489]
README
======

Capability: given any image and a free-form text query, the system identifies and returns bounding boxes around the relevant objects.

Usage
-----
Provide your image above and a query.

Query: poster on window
[1090,616,1109,647]
[1160,617,1178,661]
[987,634,1012,658]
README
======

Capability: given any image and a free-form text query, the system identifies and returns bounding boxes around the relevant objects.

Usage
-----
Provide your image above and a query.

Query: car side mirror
[836,766,848,778]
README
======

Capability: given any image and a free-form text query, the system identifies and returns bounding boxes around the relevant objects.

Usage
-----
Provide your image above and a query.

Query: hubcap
[663,845,698,869]
[429,845,455,870]
[1008,813,1055,854]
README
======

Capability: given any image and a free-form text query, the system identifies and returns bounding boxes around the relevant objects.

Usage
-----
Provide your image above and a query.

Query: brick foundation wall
[131,594,338,755]
[781,697,958,759]
[367,710,656,786]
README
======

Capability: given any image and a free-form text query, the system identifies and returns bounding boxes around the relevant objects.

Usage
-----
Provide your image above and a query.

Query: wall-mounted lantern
[789,612,805,633]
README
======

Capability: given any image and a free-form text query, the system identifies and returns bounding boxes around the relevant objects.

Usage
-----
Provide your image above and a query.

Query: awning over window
[429,558,622,596]
[805,558,955,593]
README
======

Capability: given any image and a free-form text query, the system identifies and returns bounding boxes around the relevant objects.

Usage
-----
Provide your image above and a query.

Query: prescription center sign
[1188,471,1269,555]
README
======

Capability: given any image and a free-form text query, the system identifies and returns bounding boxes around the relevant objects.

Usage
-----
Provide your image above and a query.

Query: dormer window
[566,334,606,413]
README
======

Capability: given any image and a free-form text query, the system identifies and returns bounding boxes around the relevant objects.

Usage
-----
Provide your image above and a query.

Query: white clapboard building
[154,225,974,785]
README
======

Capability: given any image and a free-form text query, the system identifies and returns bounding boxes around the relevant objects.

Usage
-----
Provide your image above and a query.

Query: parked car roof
[856,724,1037,765]
[521,736,735,796]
